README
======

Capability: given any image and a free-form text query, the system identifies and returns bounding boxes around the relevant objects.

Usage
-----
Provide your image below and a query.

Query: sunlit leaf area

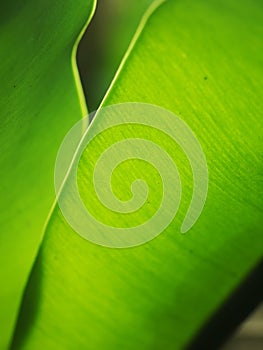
[0,0,262,349]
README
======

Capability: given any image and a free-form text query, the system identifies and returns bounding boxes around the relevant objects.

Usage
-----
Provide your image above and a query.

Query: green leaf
[13,0,263,349]
[0,0,95,348]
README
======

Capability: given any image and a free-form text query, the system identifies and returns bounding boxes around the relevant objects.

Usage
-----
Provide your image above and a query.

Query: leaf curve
[12,0,263,349]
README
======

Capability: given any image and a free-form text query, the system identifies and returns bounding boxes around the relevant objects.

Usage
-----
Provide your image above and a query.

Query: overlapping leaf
[0,1,95,348]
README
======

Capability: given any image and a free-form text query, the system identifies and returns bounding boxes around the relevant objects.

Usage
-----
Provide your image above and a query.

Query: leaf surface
[0,0,95,348]
[13,0,263,349]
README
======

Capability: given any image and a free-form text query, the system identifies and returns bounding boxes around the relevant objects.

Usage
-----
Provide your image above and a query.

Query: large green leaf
[0,0,95,348]
[13,0,263,349]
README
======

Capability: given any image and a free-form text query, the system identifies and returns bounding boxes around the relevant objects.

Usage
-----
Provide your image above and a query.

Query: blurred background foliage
[78,0,153,111]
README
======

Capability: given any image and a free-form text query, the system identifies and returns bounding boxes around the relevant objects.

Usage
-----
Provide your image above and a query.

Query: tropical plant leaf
[0,0,95,348]
[12,0,263,349]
